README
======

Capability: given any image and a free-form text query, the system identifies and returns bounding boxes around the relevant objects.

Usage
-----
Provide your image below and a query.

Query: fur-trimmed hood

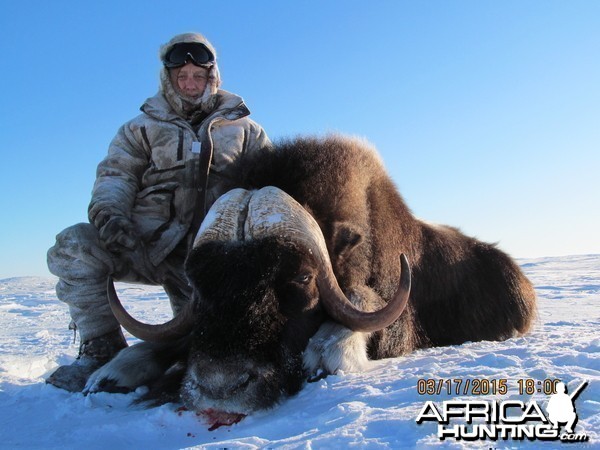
[159,32,222,119]
[141,89,250,125]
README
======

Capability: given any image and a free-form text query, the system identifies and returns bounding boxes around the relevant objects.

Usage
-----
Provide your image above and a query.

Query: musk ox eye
[293,273,314,285]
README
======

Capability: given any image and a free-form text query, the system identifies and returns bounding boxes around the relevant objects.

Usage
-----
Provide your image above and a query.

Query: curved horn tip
[106,277,195,343]
[399,253,411,284]
[317,253,412,334]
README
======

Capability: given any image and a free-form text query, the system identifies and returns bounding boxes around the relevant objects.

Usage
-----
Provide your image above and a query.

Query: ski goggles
[163,42,215,68]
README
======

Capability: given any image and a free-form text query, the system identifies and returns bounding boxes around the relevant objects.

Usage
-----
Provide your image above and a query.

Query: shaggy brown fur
[226,135,537,357]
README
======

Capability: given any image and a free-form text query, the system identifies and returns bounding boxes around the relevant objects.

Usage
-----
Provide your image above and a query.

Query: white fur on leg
[84,342,165,394]
[303,321,370,376]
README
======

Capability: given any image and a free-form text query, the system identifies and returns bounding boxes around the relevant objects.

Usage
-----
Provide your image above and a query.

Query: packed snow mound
[0,255,598,449]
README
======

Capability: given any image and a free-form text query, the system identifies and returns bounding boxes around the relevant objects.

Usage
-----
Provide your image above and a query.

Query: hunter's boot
[46,329,128,392]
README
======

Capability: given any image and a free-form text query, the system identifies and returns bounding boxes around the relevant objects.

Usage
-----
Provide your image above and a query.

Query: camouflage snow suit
[48,88,270,342]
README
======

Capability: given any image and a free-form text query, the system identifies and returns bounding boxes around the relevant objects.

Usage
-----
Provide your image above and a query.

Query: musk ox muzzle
[106,186,411,414]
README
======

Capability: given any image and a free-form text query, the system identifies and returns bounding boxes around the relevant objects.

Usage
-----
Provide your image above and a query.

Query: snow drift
[0,255,598,449]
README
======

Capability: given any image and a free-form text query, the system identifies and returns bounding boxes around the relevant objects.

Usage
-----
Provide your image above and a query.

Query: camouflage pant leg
[160,240,193,316]
[48,222,191,342]
[47,223,127,342]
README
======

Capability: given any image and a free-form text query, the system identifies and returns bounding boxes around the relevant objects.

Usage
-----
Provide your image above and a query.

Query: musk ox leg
[84,340,188,394]
[304,283,391,376]
[303,321,370,377]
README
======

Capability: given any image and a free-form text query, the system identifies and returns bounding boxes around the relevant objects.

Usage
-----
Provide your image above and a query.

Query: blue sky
[1,1,599,278]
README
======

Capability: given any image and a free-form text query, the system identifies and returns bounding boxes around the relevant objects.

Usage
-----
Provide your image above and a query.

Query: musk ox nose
[192,364,255,400]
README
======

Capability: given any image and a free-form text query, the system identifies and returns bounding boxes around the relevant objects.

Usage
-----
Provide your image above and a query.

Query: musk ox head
[107,187,410,415]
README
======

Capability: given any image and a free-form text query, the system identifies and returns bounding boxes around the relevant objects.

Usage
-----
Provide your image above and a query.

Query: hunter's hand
[99,216,138,253]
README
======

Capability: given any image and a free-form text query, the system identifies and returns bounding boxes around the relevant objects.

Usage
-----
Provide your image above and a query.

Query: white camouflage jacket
[88,90,270,266]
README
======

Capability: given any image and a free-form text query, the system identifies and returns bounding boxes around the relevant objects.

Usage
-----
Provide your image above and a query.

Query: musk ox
[85,135,536,420]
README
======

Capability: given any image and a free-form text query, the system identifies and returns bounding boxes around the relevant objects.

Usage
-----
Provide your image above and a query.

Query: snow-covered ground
[0,255,598,449]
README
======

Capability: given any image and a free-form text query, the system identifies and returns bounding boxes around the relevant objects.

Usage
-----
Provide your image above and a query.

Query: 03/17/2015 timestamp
[416,378,560,396]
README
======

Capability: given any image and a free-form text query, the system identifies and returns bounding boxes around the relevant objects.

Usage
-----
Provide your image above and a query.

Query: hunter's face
[171,63,209,99]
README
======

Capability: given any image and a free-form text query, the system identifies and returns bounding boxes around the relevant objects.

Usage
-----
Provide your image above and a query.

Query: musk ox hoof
[84,341,165,394]
[303,321,369,377]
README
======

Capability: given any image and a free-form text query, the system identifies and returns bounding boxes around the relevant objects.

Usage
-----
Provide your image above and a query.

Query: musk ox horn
[106,189,256,343]
[245,187,411,333]
[108,185,411,341]
[107,277,195,343]
[317,254,411,332]
[192,188,253,247]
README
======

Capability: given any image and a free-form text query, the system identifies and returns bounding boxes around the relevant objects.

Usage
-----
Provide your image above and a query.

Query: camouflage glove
[98,216,138,254]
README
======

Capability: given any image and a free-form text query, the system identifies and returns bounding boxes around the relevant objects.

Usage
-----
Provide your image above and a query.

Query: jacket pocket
[131,182,179,241]
[147,127,187,171]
